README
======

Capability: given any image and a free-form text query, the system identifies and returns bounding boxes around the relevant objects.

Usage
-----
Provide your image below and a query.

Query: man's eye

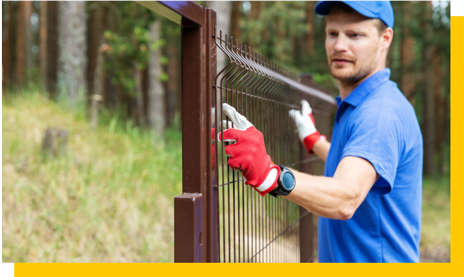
[329,32,337,37]
[350,34,360,38]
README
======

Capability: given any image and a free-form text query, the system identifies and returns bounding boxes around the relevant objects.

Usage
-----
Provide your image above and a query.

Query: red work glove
[218,103,280,197]
[289,100,326,154]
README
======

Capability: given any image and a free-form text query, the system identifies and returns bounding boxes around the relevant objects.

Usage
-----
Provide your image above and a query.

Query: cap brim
[315,1,377,19]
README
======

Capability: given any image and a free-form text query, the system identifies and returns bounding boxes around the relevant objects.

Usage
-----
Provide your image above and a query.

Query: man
[218,1,423,262]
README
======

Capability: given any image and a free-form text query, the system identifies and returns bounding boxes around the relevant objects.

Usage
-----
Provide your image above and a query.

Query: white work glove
[289,100,326,154]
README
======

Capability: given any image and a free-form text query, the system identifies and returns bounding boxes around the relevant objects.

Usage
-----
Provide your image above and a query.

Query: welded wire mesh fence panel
[137,1,336,262]
[211,29,335,263]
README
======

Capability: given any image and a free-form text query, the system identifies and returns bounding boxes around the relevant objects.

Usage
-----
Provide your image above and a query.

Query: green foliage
[102,2,167,95]
[103,27,148,93]
[241,1,307,66]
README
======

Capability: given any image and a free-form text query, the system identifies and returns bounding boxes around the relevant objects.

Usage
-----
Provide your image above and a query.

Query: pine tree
[400,1,416,105]
[39,1,48,93]
[57,1,87,106]
[421,1,436,176]
[305,1,315,57]
[47,1,59,100]
[148,20,165,134]
[231,1,242,42]
[15,1,33,88]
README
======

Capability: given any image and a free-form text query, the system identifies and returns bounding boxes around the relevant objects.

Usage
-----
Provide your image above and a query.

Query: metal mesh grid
[211,29,333,263]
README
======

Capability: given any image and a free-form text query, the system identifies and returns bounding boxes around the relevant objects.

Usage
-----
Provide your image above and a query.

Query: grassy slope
[2,93,450,262]
[420,177,450,262]
[2,93,182,262]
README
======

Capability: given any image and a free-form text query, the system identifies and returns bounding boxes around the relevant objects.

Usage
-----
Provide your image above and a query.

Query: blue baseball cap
[315,1,394,28]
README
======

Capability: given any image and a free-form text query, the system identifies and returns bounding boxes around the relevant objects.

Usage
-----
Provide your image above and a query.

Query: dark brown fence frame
[137,1,336,263]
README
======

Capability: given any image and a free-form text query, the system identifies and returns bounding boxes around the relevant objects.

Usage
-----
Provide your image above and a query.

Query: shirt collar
[339,68,391,108]
[336,95,342,107]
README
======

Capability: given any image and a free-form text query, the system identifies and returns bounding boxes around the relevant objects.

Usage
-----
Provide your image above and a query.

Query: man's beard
[329,52,374,85]
[336,67,371,84]
[329,64,372,85]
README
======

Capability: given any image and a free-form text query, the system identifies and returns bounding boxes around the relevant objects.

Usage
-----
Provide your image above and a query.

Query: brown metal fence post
[175,6,217,263]
[175,8,206,262]
[205,8,219,263]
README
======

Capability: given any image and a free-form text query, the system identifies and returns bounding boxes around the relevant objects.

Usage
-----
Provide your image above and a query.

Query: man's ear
[381,28,394,50]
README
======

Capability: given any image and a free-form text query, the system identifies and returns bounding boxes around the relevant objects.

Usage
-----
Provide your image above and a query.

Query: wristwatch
[269,165,296,197]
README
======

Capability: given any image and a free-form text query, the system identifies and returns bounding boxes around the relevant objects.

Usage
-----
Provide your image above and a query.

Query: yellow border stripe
[14,263,453,276]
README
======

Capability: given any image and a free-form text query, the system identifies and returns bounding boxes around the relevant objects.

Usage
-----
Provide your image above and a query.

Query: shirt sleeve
[341,106,403,195]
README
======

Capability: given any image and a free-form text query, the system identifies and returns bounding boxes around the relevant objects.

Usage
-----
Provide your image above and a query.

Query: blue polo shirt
[318,68,423,263]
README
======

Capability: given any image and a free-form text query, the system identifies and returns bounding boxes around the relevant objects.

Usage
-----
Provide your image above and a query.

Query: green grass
[2,91,182,262]
[420,176,450,262]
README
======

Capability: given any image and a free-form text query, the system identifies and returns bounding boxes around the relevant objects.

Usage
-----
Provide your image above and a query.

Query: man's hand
[218,103,280,197]
[289,100,326,154]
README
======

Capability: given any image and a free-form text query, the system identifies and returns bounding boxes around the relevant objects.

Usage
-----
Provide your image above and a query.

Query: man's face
[325,11,383,84]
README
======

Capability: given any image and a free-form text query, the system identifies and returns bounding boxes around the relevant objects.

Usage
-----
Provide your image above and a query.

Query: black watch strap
[269,165,296,197]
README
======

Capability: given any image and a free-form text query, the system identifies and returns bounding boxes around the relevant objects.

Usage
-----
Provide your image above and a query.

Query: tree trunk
[132,62,145,126]
[250,1,261,21]
[231,1,241,41]
[42,128,69,157]
[39,1,48,93]
[15,1,33,88]
[15,1,24,87]
[142,67,149,124]
[57,1,87,106]
[421,1,435,176]
[102,8,118,109]
[6,0,16,85]
[206,1,231,73]
[148,20,165,135]
[164,25,181,128]
[249,1,263,48]
[88,5,105,108]
[423,46,435,176]
[277,3,287,64]
[432,46,443,174]
[25,2,33,79]
[0,3,7,76]
[443,64,450,174]
[0,0,11,97]
[400,1,416,106]
[91,38,104,131]
[305,1,315,57]
[102,54,118,109]
[47,1,59,100]
[2,1,14,91]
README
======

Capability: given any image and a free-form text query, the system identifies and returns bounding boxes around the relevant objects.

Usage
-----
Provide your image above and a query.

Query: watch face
[282,172,295,190]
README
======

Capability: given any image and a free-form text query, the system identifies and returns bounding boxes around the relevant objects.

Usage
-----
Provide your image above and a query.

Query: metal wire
[212,29,330,263]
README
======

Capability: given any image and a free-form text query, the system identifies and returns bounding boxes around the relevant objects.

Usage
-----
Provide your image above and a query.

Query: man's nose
[333,34,348,52]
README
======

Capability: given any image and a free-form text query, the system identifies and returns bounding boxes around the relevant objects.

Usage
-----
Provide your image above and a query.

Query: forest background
[2,1,450,262]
